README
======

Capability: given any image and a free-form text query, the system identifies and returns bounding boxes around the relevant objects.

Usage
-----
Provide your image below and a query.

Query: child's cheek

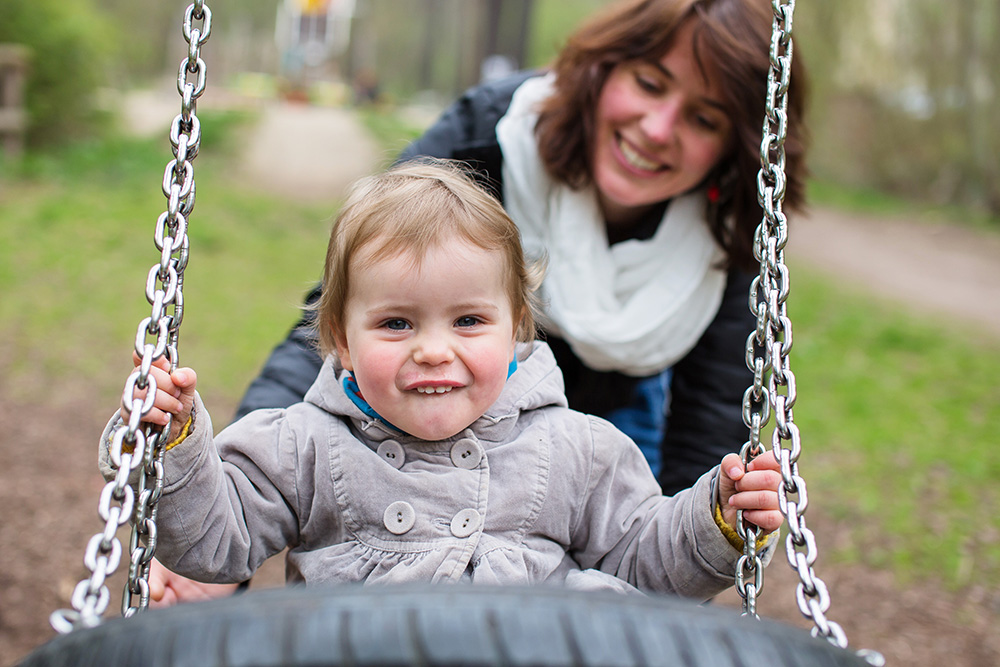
[352,349,402,406]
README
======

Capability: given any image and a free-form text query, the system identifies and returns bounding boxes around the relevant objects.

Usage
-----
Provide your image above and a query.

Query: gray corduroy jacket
[100,342,772,599]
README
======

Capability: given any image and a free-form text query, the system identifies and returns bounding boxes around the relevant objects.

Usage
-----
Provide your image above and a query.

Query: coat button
[377,440,405,469]
[450,508,481,538]
[383,501,415,535]
[450,438,483,469]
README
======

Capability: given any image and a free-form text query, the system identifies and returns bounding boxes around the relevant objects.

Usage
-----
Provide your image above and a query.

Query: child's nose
[412,334,454,366]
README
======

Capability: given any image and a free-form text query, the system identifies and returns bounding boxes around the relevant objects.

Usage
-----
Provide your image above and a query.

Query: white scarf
[495,74,727,376]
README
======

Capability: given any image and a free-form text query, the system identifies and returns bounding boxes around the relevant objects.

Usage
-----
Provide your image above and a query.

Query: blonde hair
[312,159,544,358]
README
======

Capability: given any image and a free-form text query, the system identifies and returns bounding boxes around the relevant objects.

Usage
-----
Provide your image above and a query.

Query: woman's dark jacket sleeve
[233,72,756,495]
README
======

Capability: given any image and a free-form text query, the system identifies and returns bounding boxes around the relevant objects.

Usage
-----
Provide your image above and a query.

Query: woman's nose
[640,99,681,146]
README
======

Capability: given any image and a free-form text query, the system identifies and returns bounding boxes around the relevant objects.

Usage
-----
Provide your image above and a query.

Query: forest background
[3,0,999,218]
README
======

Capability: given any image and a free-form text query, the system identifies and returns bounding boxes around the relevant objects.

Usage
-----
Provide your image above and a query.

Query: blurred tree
[798,0,998,217]
[959,0,999,213]
[95,0,282,85]
[0,0,114,148]
[481,0,534,79]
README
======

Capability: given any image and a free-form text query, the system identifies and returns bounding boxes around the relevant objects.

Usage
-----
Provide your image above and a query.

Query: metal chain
[741,2,884,665]
[50,2,211,634]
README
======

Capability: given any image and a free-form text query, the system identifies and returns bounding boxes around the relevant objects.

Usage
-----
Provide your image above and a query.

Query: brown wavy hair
[535,0,808,271]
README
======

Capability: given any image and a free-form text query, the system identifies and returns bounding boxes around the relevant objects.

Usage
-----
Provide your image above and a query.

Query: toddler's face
[335,238,518,441]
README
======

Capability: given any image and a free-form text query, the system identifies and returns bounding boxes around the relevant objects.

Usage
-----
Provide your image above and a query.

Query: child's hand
[718,451,784,534]
[121,354,197,442]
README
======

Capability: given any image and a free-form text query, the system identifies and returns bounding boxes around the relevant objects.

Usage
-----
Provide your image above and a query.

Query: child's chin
[402,416,471,442]
[408,425,464,441]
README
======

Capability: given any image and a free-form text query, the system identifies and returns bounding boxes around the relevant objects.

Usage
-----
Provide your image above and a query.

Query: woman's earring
[706,183,721,203]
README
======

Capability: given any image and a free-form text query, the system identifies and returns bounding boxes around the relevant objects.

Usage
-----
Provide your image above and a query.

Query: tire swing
[20,2,884,666]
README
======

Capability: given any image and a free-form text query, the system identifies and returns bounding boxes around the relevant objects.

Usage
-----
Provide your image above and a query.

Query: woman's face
[592,20,732,226]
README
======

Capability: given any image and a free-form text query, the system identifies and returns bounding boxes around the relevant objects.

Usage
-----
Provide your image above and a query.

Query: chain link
[50,2,210,633]
[741,3,883,664]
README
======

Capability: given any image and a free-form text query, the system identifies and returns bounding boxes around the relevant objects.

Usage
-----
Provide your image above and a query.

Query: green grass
[785,265,1000,588]
[1,109,334,416]
[3,103,998,593]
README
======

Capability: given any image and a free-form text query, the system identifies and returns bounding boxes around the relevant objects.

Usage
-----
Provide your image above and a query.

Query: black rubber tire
[20,584,871,667]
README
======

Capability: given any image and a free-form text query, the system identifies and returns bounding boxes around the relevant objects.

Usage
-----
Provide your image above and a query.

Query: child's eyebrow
[452,300,502,312]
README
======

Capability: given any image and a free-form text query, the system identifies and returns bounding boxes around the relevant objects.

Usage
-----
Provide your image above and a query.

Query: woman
[149,0,807,605]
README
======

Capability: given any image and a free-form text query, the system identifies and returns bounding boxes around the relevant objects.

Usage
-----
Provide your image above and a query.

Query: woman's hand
[148,558,241,608]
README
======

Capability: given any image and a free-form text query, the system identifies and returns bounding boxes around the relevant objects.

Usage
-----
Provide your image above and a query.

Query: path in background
[238,102,385,202]
[790,207,1000,338]
[122,87,384,203]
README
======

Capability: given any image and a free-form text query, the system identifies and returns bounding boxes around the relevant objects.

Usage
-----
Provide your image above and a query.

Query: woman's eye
[384,319,410,330]
[635,74,660,93]
[695,114,718,131]
[455,316,481,328]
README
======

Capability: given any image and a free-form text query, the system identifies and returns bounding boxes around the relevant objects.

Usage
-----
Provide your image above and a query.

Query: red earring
[706,183,721,203]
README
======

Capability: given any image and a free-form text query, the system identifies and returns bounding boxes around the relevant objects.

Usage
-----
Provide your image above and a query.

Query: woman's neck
[601,198,669,246]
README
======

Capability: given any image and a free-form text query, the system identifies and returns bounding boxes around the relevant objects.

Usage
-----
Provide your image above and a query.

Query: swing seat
[20,584,872,666]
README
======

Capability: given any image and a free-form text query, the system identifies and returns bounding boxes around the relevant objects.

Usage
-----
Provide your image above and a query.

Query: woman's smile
[616,133,667,173]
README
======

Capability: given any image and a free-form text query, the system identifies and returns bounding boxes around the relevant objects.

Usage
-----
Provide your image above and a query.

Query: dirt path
[4,94,998,666]
[789,206,1000,337]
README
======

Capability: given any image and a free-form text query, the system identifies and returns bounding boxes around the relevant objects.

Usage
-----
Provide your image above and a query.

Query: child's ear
[333,328,354,371]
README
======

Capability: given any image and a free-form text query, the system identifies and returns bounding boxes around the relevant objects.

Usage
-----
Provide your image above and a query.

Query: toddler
[100,160,781,597]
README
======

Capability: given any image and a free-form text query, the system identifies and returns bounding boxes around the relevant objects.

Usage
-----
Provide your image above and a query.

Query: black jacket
[235,72,756,495]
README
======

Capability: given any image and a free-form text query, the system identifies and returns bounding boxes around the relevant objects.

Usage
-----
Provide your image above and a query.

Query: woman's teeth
[415,386,453,394]
[620,139,661,171]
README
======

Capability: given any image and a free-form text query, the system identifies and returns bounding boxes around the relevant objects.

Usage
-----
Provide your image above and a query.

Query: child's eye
[455,316,481,328]
[383,319,410,330]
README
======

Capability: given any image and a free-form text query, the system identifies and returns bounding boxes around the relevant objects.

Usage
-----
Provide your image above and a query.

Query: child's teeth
[416,386,452,394]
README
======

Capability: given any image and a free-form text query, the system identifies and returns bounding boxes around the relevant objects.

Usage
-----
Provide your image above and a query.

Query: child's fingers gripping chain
[121,362,185,427]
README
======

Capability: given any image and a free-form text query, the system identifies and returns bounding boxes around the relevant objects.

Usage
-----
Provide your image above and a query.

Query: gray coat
[100,342,772,599]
